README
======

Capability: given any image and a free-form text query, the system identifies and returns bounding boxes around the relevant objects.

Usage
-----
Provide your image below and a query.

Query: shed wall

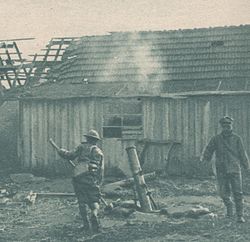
[143,95,250,175]
[19,95,250,176]
[19,98,102,175]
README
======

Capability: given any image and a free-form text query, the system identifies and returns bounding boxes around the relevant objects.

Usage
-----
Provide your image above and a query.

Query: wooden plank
[18,102,24,167]
[22,102,30,168]
[187,100,194,158]
[73,100,81,144]
[13,42,28,78]
[41,48,67,51]
[49,40,73,45]
[0,38,35,42]
[240,97,247,148]
[142,100,149,138]
[95,98,103,138]
[29,54,63,57]
[176,99,183,142]
[54,41,63,61]
[88,99,95,129]
[67,100,75,149]
[30,61,60,65]
[0,57,12,87]
[164,99,170,140]
[246,98,250,158]
[60,101,70,173]
[69,101,75,149]
[37,103,44,169]
[60,101,68,148]
[51,37,78,40]
[79,99,88,138]
[42,102,48,168]
[201,99,210,148]
[30,103,39,168]
[54,101,62,173]
[0,66,18,70]
[4,48,21,86]
[179,99,186,160]
[0,43,14,48]
[47,102,56,172]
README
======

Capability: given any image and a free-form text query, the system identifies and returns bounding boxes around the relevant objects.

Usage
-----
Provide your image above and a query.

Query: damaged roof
[27,25,250,98]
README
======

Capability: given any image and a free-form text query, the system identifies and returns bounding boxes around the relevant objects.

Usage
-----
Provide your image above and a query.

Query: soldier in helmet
[200,117,249,223]
[57,129,104,233]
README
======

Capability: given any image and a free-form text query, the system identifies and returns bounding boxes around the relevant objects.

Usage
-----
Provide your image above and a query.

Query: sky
[1,0,250,58]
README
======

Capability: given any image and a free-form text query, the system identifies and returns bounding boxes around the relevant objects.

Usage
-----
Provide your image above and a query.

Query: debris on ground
[109,206,136,218]
[113,199,138,209]
[102,172,156,198]
[24,191,37,205]
[0,197,11,205]
[0,173,249,241]
[160,204,210,218]
[0,183,18,197]
[10,173,47,184]
[127,211,166,223]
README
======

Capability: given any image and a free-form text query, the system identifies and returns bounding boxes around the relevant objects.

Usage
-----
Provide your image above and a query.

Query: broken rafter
[49,40,73,45]
[29,37,78,84]
[0,43,15,48]
[0,37,35,42]
[14,42,28,77]
[0,41,31,88]
[29,54,63,57]
[0,64,33,70]
[41,48,67,51]
[4,47,20,86]
[0,57,12,87]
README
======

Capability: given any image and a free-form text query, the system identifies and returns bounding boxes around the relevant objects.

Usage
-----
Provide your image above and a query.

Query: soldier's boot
[82,216,91,231]
[235,199,245,223]
[90,215,101,234]
[79,205,91,232]
[223,198,234,218]
[226,203,233,218]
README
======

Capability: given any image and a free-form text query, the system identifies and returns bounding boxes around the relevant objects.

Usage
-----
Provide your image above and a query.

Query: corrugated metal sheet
[19,94,250,176]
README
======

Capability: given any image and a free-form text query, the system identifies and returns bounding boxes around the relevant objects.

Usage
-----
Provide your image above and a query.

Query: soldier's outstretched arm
[58,145,81,160]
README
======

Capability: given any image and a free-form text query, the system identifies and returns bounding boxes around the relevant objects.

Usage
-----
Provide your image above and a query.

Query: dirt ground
[0,170,250,242]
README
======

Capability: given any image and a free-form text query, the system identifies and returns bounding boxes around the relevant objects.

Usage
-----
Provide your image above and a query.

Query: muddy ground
[0,170,250,242]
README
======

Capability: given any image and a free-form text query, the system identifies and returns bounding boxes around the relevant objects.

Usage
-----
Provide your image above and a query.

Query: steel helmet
[84,129,101,140]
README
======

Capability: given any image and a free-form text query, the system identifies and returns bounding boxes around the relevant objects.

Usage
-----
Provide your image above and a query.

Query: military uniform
[58,130,104,232]
[201,117,249,222]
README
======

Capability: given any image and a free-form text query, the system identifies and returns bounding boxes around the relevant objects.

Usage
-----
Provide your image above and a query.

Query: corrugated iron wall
[19,95,250,176]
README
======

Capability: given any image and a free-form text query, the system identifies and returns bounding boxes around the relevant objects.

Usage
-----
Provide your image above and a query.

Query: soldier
[57,129,104,233]
[200,116,249,223]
